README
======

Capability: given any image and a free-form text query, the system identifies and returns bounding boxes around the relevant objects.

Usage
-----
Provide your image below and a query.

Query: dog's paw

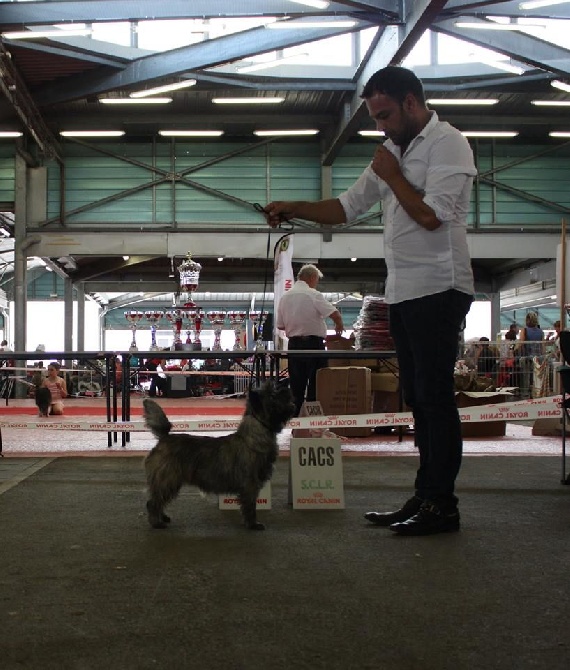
[247,521,266,531]
[161,513,171,524]
[150,521,169,529]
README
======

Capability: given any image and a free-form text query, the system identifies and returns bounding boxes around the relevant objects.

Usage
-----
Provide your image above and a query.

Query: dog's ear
[248,385,263,412]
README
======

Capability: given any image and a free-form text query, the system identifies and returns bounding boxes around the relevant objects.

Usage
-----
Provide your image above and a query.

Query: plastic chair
[557,331,570,484]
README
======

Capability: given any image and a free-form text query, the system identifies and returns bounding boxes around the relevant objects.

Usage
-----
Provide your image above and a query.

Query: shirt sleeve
[338,164,390,222]
[422,133,477,223]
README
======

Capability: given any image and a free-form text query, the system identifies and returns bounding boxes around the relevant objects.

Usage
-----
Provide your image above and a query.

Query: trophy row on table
[124,310,268,352]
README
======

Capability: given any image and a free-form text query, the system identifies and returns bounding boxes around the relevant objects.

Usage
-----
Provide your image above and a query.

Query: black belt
[289,336,323,342]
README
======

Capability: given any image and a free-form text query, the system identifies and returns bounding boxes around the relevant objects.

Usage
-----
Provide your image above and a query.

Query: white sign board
[290,438,345,509]
[218,481,272,510]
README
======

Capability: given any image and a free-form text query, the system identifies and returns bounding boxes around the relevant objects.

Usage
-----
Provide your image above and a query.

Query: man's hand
[370,145,401,184]
[264,201,295,228]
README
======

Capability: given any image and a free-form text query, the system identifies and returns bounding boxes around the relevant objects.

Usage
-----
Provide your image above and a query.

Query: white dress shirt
[338,112,476,304]
[276,280,336,338]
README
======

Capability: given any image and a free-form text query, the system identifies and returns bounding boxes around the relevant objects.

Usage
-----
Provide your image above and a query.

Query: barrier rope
[0,394,562,433]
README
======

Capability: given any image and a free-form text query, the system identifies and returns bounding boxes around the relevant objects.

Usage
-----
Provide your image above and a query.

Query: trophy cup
[144,311,164,351]
[206,311,227,351]
[124,310,143,351]
[182,310,195,345]
[177,252,202,308]
[193,309,204,348]
[227,310,247,351]
[165,309,183,348]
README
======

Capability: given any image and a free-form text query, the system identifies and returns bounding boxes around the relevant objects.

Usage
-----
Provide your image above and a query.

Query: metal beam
[34,16,375,105]
[23,230,561,262]
[0,1,394,25]
[432,17,570,77]
[322,0,450,165]
[442,0,570,20]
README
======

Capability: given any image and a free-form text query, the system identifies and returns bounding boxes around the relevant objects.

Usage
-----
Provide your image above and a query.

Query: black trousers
[287,335,326,416]
[389,289,473,508]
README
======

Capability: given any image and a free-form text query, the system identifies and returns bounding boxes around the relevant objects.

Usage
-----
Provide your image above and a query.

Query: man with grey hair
[277,264,344,416]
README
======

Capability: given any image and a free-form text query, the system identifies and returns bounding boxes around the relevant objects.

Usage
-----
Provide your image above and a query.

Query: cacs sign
[290,438,345,510]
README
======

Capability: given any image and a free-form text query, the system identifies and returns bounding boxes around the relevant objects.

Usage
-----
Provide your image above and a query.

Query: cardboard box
[373,389,401,414]
[455,391,508,438]
[371,372,399,393]
[316,366,372,437]
[325,336,354,367]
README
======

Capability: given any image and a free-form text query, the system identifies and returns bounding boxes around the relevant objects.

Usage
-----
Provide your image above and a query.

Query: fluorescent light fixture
[531,100,570,107]
[2,28,92,40]
[551,80,570,93]
[60,130,125,137]
[158,130,224,137]
[0,131,23,138]
[99,97,172,104]
[350,257,357,262]
[427,98,499,105]
[237,54,309,74]
[253,129,319,136]
[358,130,385,137]
[549,131,570,138]
[122,256,130,261]
[461,131,519,138]
[267,20,357,29]
[129,80,197,98]
[212,97,284,104]
[454,21,544,30]
[288,0,330,8]
[520,1,569,9]
[217,257,224,262]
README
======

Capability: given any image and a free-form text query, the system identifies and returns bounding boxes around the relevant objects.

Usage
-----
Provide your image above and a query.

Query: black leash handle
[252,202,294,231]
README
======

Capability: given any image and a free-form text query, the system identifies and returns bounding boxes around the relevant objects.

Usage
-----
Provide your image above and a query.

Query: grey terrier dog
[143,379,295,530]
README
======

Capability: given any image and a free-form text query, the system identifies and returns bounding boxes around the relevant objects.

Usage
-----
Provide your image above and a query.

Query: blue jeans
[389,290,473,508]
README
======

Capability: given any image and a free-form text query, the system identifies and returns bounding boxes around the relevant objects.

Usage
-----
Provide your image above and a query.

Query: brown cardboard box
[371,372,399,393]
[455,391,509,438]
[325,336,354,367]
[316,366,372,437]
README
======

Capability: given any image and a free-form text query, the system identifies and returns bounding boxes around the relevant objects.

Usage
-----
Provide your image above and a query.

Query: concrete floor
[0,453,569,670]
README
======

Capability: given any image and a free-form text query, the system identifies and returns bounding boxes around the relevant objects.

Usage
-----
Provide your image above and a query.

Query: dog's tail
[143,399,172,439]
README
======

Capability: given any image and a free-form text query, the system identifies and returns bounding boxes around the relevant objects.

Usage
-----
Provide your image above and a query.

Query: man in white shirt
[277,264,344,416]
[264,66,475,536]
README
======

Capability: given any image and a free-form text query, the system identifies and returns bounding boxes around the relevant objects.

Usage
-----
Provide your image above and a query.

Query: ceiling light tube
[461,131,519,138]
[212,97,284,104]
[519,1,569,9]
[549,131,570,137]
[454,21,545,30]
[60,130,125,137]
[531,100,570,107]
[427,98,499,105]
[0,131,23,138]
[288,0,331,8]
[358,130,385,137]
[551,80,570,93]
[266,21,357,29]
[159,130,224,137]
[2,28,92,39]
[130,80,197,98]
[237,54,309,74]
[99,97,172,104]
[253,129,319,136]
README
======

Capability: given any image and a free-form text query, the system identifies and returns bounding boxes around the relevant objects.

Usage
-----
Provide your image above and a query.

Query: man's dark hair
[361,65,425,105]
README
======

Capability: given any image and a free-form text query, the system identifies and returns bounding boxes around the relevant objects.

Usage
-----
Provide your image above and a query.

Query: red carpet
[0,400,245,417]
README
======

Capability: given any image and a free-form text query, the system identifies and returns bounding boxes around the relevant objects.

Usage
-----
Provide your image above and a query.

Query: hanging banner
[273,233,294,345]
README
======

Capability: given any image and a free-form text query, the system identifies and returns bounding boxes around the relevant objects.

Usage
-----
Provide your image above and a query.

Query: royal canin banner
[273,233,294,343]
[0,395,563,432]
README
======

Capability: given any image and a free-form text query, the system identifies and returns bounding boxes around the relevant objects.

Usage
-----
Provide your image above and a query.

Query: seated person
[476,337,498,377]
[41,361,68,415]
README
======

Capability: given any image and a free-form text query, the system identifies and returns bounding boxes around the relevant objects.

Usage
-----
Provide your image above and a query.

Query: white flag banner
[273,233,294,346]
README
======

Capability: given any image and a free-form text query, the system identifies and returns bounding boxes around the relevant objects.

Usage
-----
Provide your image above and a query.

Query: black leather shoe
[389,502,460,536]
[364,496,423,527]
